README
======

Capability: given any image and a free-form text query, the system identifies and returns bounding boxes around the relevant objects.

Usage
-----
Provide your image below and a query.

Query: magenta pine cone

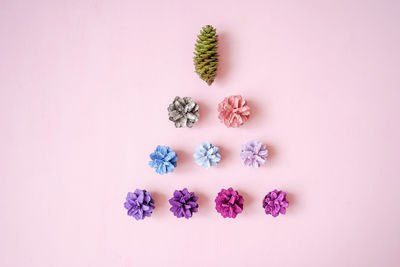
[263,190,289,217]
[215,187,244,218]
[240,140,268,168]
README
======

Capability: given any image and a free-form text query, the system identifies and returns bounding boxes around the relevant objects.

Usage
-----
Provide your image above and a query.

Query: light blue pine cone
[193,142,221,169]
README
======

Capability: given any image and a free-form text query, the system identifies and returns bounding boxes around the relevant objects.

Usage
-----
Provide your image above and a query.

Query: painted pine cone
[124,189,155,220]
[193,142,221,169]
[263,190,289,217]
[148,145,178,175]
[168,96,200,128]
[218,95,251,128]
[240,140,268,168]
[169,188,199,219]
[215,187,244,218]
[194,25,218,85]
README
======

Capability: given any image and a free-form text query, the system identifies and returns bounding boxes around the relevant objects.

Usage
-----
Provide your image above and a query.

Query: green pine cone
[194,25,219,86]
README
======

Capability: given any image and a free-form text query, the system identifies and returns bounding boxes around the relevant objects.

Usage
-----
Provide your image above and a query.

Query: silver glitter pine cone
[168,96,200,128]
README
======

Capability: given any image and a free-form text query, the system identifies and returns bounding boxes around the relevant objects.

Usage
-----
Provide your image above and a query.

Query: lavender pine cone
[215,187,244,218]
[193,142,221,169]
[168,96,200,128]
[263,190,289,217]
[240,140,268,168]
[124,189,155,220]
[169,188,199,219]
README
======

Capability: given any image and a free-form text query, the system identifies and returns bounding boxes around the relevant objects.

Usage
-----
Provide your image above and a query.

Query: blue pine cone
[149,145,178,175]
[193,142,221,169]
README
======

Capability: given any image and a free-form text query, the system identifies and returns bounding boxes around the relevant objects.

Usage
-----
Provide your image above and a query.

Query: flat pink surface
[1,1,400,266]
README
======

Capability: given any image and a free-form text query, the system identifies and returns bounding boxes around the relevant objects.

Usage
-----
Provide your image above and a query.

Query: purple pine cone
[263,190,289,217]
[169,188,199,219]
[215,187,244,218]
[124,189,155,220]
[240,140,268,168]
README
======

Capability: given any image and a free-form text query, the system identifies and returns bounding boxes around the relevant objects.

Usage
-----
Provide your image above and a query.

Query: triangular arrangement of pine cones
[194,25,219,86]
[124,24,291,220]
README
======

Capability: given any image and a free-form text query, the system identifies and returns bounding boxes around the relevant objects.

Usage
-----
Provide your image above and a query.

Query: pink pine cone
[217,95,251,128]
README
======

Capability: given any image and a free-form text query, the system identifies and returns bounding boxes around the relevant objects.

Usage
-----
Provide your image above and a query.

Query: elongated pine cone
[217,95,251,128]
[168,96,200,128]
[215,187,244,218]
[194,25,218,85]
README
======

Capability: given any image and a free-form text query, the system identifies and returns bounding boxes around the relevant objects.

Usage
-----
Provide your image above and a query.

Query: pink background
[1,1,400,266]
